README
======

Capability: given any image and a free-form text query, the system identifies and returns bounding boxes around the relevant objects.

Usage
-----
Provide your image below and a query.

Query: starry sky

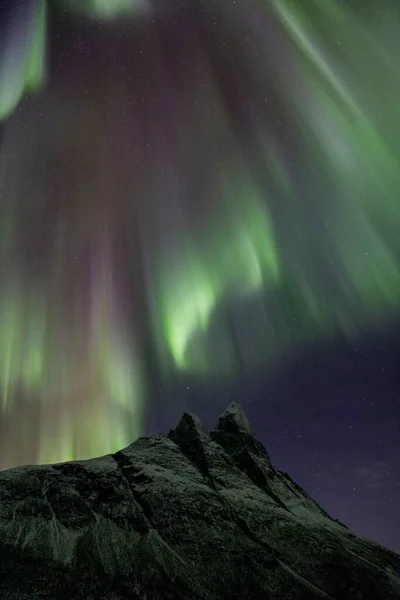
[0,0,399,553]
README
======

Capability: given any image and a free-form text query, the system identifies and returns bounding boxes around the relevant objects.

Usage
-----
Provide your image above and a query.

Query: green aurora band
[0,0,400,467]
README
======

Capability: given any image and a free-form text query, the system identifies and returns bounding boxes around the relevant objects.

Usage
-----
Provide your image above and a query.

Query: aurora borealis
[0,0,400,473]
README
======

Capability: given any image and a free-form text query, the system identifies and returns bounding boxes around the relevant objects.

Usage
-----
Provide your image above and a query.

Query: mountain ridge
[0,401,398,599]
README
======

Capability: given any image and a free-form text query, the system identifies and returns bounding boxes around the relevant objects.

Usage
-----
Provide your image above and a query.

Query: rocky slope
[0,402,399,599]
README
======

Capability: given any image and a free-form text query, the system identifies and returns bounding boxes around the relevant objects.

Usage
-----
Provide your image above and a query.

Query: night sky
[0,0,399,554]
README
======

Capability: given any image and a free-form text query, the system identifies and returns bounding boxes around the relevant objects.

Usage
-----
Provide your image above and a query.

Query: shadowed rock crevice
[168,410,282,561]
[0,402,398,599]
[168,411,218,485]
[111,450,153,533]
[209,403,288,511]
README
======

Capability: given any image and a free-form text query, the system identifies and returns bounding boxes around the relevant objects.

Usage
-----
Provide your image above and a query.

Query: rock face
[0,403,399,599]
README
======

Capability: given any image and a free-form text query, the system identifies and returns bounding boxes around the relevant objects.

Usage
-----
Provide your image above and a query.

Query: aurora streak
[0,0,399,468]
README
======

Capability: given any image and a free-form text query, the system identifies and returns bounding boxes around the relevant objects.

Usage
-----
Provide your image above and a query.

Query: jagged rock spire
[212,402,253,435]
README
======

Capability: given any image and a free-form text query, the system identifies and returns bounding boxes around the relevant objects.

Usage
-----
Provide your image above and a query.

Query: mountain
[0,402,399,599]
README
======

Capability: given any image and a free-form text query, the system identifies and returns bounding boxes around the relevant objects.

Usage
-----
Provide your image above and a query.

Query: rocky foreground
[0,402,399,599]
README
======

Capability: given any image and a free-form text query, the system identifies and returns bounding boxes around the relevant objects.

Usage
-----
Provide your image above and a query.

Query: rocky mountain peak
[210,402,273,472]
[212,401,253,435]
[0,404,398,599]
